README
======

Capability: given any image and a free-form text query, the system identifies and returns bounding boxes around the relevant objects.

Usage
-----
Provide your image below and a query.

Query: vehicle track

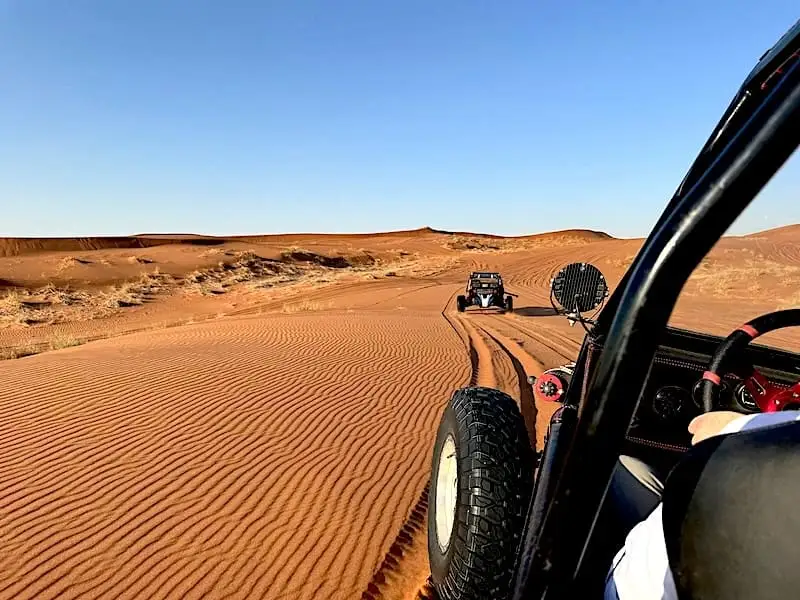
[362,293,559,600]
[358,292,474,600]
[485,314,579,366]
[469,322,542,449]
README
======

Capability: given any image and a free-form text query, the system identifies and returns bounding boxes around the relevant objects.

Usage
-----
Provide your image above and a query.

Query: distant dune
[0,221,799,600]
[0,236,170,258]
[743,223,800,240]
[0,227,617,259]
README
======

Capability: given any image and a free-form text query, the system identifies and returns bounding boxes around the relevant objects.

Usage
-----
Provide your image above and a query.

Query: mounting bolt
[540,381,558,396]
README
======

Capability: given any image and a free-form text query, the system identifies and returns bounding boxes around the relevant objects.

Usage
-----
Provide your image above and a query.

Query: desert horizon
[4,4,800,598]
[1,222,799,599]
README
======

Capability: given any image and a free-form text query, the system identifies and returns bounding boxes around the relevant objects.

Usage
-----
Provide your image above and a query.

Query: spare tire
[428,386,535,600]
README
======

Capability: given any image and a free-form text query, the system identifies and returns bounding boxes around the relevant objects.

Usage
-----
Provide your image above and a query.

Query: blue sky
[1,1,798,238]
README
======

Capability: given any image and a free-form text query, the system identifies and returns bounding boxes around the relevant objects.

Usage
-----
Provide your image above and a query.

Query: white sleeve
[604,504,678,600]
[718,409,800,435]
[605,409,800,600]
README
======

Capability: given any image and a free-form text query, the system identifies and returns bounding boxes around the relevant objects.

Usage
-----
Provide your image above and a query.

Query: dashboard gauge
[734,383,760,411]
[692,378,729,409]
[652,386,689,421]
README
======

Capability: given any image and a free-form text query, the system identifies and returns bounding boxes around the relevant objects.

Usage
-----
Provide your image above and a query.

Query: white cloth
[605,410,800,600]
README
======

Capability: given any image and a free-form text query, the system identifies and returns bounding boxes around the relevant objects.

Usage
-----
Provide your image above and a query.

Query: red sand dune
[0,225,798,599]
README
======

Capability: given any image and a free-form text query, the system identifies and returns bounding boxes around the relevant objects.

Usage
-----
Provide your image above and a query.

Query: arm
[605,409,800,600]
[689,409,800,445]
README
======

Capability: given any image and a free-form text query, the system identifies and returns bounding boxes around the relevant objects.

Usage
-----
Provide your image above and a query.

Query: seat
[661,420,800,600]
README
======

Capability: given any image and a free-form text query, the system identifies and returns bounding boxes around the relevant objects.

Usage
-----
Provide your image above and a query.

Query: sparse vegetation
[0,334,84,360]
[0,290,53,326]
[281,300,334,313]
[777,290,800,309]
[127,255,155,264]
[685,258,800,297]
[48,334,83,350]
[0,242,451,337]
[0,343,39,360]
[442,232,603,254]
[57,256,92,271]
[444,236,501,251]
[183,251,290,295]
[0,290,23,314]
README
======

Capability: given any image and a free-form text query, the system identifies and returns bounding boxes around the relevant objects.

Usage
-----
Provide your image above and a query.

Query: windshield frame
[513,21,800,599]
[595,19,800,337]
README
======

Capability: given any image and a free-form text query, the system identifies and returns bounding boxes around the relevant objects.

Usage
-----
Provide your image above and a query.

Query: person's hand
[687,411,743,445]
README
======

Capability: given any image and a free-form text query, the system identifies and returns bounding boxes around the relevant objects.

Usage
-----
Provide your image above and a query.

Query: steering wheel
[699,308,800,413]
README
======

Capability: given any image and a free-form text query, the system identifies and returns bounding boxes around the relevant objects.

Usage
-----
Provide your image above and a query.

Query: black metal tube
[597,20,800,336]
[513,405,577,595]
[514,58,800,599]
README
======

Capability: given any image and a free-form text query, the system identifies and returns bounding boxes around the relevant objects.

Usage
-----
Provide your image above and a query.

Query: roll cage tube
[596,21,800,335]
[512,39,800,599]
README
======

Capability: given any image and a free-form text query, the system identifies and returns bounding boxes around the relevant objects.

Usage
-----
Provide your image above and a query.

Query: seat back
[662,421,800,600]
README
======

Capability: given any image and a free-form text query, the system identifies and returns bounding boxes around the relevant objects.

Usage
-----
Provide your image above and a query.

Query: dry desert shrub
[199,248,227,258]
[685,258,800,297]
[608,255,637,269]
[48,334,83,350]
[103,273,159,307]
[0,334,83,361]
[39,284,91,306]
[101,269,175,306]
[184,250,290,294]
[777,290,800,309]
[57,256,92,272]
[281,300,333,313]
[444,236,501,252]
[127,255,155,264]
[0,290,29,325]
[0,290,23,314]
[0,343,39,360]
[103,284,145,308]
[443,233,600,254]
[0,290,51,326]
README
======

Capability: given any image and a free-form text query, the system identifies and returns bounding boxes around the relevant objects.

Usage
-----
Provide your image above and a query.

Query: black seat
[662,420,800,600]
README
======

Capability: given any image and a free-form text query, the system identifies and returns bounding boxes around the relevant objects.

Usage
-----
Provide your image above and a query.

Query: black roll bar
[597,20,800,336]
[513,51,800,599]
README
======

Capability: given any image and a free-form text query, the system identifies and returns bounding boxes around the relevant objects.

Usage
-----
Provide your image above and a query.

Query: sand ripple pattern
[0,312,469,600]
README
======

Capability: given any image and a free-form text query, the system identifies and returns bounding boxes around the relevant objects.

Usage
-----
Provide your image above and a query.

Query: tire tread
[435,386,534,600]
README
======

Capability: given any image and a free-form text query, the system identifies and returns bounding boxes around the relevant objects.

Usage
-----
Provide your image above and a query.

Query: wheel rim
[435,434,458,553]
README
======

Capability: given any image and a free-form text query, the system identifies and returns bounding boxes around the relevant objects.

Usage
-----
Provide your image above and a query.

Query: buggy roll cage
[512,20,800,599]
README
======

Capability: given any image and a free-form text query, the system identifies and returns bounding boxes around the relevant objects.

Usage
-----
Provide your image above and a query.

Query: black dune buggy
[428,19,800,600]
[457,272,515,312]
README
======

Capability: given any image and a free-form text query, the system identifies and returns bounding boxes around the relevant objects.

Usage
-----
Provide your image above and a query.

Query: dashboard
[623,327,800,452]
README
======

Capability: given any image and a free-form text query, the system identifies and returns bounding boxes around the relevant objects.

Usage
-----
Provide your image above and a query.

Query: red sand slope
[0,225,798,599]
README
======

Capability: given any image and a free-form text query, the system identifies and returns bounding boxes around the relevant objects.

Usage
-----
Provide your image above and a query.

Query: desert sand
[1,226,799,600]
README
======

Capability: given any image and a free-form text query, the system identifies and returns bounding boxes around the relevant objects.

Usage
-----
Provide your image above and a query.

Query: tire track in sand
[358,291,474,600]
[455,315,498,389]
[361,299,545,600]
[470,321,545,450]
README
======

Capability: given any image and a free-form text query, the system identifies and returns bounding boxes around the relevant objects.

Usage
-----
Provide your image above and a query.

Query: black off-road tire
[456,295,467,312]
[504,296,514,313]
[428,386,535,600]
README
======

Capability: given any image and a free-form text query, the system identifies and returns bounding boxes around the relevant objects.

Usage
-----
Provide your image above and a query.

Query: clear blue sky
[1,1,798,238]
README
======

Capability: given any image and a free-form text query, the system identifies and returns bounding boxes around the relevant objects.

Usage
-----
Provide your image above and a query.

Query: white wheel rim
[435,434,458,553]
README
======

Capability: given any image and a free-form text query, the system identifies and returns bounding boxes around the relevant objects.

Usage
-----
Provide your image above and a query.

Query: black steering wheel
[698,308,800,413]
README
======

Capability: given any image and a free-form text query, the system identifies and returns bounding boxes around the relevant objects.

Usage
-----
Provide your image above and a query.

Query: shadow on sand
[514,306,559,317]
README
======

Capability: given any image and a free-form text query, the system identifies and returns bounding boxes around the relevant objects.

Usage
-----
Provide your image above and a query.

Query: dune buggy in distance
[457,272,515,312]
[427,18,800,600]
